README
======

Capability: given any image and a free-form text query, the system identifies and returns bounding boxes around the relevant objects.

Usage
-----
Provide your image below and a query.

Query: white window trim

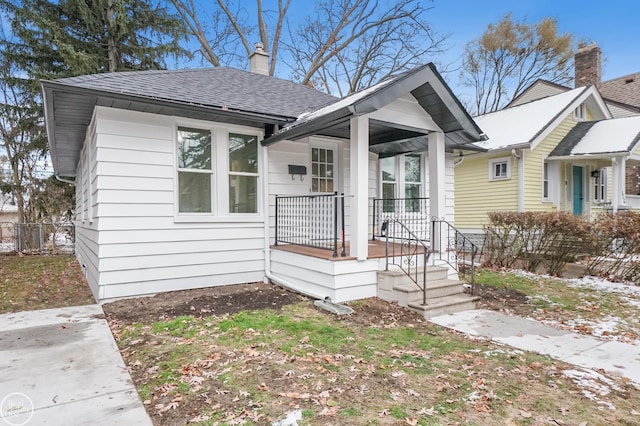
[173,118,263,222]
[379,153,426,199]
[573,103,586,121]
[488,157,511,181]
[309,138,342,194]
[593,167,608,203]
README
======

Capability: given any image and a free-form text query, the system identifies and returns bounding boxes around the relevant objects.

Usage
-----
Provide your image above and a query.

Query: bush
[586,211,640,281]
[483,212,593,275]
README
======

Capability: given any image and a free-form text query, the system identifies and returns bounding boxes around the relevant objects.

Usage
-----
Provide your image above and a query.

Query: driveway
[0,305,151,425]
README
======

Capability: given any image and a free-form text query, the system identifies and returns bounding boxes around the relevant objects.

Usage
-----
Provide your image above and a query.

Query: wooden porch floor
[271,240,426,261]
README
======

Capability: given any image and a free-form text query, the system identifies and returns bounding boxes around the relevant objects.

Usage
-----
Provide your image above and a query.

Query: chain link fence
[0,222,75,254]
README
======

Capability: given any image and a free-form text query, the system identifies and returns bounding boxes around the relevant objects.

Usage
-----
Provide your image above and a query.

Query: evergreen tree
[0,0,188,222]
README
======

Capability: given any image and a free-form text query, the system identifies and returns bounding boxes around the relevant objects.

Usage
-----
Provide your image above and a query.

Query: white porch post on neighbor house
[612,156,627,212]
[428,131,446,254]
[350,115,370,260]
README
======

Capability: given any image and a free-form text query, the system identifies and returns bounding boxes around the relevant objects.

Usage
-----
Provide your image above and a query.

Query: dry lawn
[0,254,94,313]
[105,283,640,426]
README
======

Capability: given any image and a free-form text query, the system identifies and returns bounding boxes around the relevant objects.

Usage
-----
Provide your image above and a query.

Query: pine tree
[0,0,188,222]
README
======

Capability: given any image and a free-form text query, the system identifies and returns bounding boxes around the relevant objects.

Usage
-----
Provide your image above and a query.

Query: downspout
[261,141,321,300]
[55,175,76,185]
[515,149,525,212]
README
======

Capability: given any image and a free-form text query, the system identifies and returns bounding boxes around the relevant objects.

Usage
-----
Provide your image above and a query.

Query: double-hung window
[229,133,258,213]
[543,161,550,199]
[381,157,397,212]
[177,127,212,213]
[404,154,422,212]
[594,168,607,202]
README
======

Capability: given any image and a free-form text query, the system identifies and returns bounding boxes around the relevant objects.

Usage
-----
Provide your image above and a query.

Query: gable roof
[262,63,487,150]
[600,72,640,109]
[506,79,570,108]
[549,116,640,157]
[510,79,640,118]
[42,68,337,177]
[473,87,594,151]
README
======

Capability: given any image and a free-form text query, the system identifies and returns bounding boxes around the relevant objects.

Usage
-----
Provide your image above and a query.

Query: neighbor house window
[543,161,550,199]
[489,157,510,180]
[177,127,212,213]
[594,168,607,202]
[229,133,258,213]
[404,154,422,212]
[381,157,396,212]
[574,103,586,121]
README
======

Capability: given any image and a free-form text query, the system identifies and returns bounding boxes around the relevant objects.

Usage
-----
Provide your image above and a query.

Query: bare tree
[170,0,447,95]
[286,0,446,96]
[460,14,574,115]
[0,38,47,223]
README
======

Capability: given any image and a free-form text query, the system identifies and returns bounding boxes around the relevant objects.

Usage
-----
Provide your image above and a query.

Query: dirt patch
[474,283,535,316]
[102,282,306,324]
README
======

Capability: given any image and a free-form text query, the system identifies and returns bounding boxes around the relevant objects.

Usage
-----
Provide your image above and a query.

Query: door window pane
[178,172,211,213]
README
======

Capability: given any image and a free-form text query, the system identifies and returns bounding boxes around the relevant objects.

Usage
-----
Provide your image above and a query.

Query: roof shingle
[52,67,337,119]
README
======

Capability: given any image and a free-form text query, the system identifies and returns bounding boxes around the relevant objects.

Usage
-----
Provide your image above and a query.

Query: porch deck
[271,240,427,261]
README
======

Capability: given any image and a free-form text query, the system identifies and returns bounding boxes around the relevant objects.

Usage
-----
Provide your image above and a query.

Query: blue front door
[573,166,583,215]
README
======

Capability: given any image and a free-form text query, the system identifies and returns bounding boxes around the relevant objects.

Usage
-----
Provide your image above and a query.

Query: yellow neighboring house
[455,85,640,236]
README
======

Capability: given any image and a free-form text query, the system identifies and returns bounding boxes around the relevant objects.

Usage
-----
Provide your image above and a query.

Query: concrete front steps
[377,264,479,318]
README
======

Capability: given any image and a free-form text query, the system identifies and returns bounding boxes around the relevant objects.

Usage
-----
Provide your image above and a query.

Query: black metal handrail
[275,192,346,257]
[430,217,480,294]
[384,218,431,305]
[372,197,429,241]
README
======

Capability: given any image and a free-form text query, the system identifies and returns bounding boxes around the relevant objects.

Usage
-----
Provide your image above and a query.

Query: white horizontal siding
[100,271,264,300]
[270,249,378,303]
[87,107,267,299]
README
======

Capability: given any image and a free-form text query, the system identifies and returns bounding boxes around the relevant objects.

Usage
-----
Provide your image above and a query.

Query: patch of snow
[293,76,397,124]
[481,348,524,358]
[563,368,621,410]
[570,116,640,155]
[473,87,586,150]
[272,409,303,426]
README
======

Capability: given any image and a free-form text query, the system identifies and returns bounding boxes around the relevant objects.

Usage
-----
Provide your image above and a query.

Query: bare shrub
[483,212,592,275]
[587,211,640,281]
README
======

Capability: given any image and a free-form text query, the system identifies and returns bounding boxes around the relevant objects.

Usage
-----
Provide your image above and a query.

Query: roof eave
[41,80,297,124]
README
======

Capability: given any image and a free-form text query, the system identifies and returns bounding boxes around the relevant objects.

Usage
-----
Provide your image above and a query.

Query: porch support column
[612,157,627,212]
[428,131,446,254]
[349,115,369,260]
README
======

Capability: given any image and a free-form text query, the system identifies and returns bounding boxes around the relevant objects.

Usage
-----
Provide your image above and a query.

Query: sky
[425,0,640,98]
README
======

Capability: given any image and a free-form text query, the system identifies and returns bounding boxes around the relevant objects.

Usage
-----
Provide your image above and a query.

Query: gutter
[55,175,76,185]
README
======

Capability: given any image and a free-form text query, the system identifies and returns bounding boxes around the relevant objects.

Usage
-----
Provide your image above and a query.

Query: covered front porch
[549,116,640,219]
[260,65,486,303]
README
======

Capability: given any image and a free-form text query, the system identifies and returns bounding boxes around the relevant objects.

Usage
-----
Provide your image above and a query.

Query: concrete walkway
[0,305,152,425]
[430,309,640,386]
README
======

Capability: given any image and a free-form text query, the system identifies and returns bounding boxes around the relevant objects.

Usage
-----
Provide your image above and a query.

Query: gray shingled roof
[600,72,640,110]
[42,67,338,176]
[50,67,337,119]
[549,121,599,157]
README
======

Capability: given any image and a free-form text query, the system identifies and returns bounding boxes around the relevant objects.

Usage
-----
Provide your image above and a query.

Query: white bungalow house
[42,49,486,313]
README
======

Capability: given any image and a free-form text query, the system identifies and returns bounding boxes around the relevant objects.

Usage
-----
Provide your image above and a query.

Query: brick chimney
[574,42,601,88]
[249,42,269,75]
